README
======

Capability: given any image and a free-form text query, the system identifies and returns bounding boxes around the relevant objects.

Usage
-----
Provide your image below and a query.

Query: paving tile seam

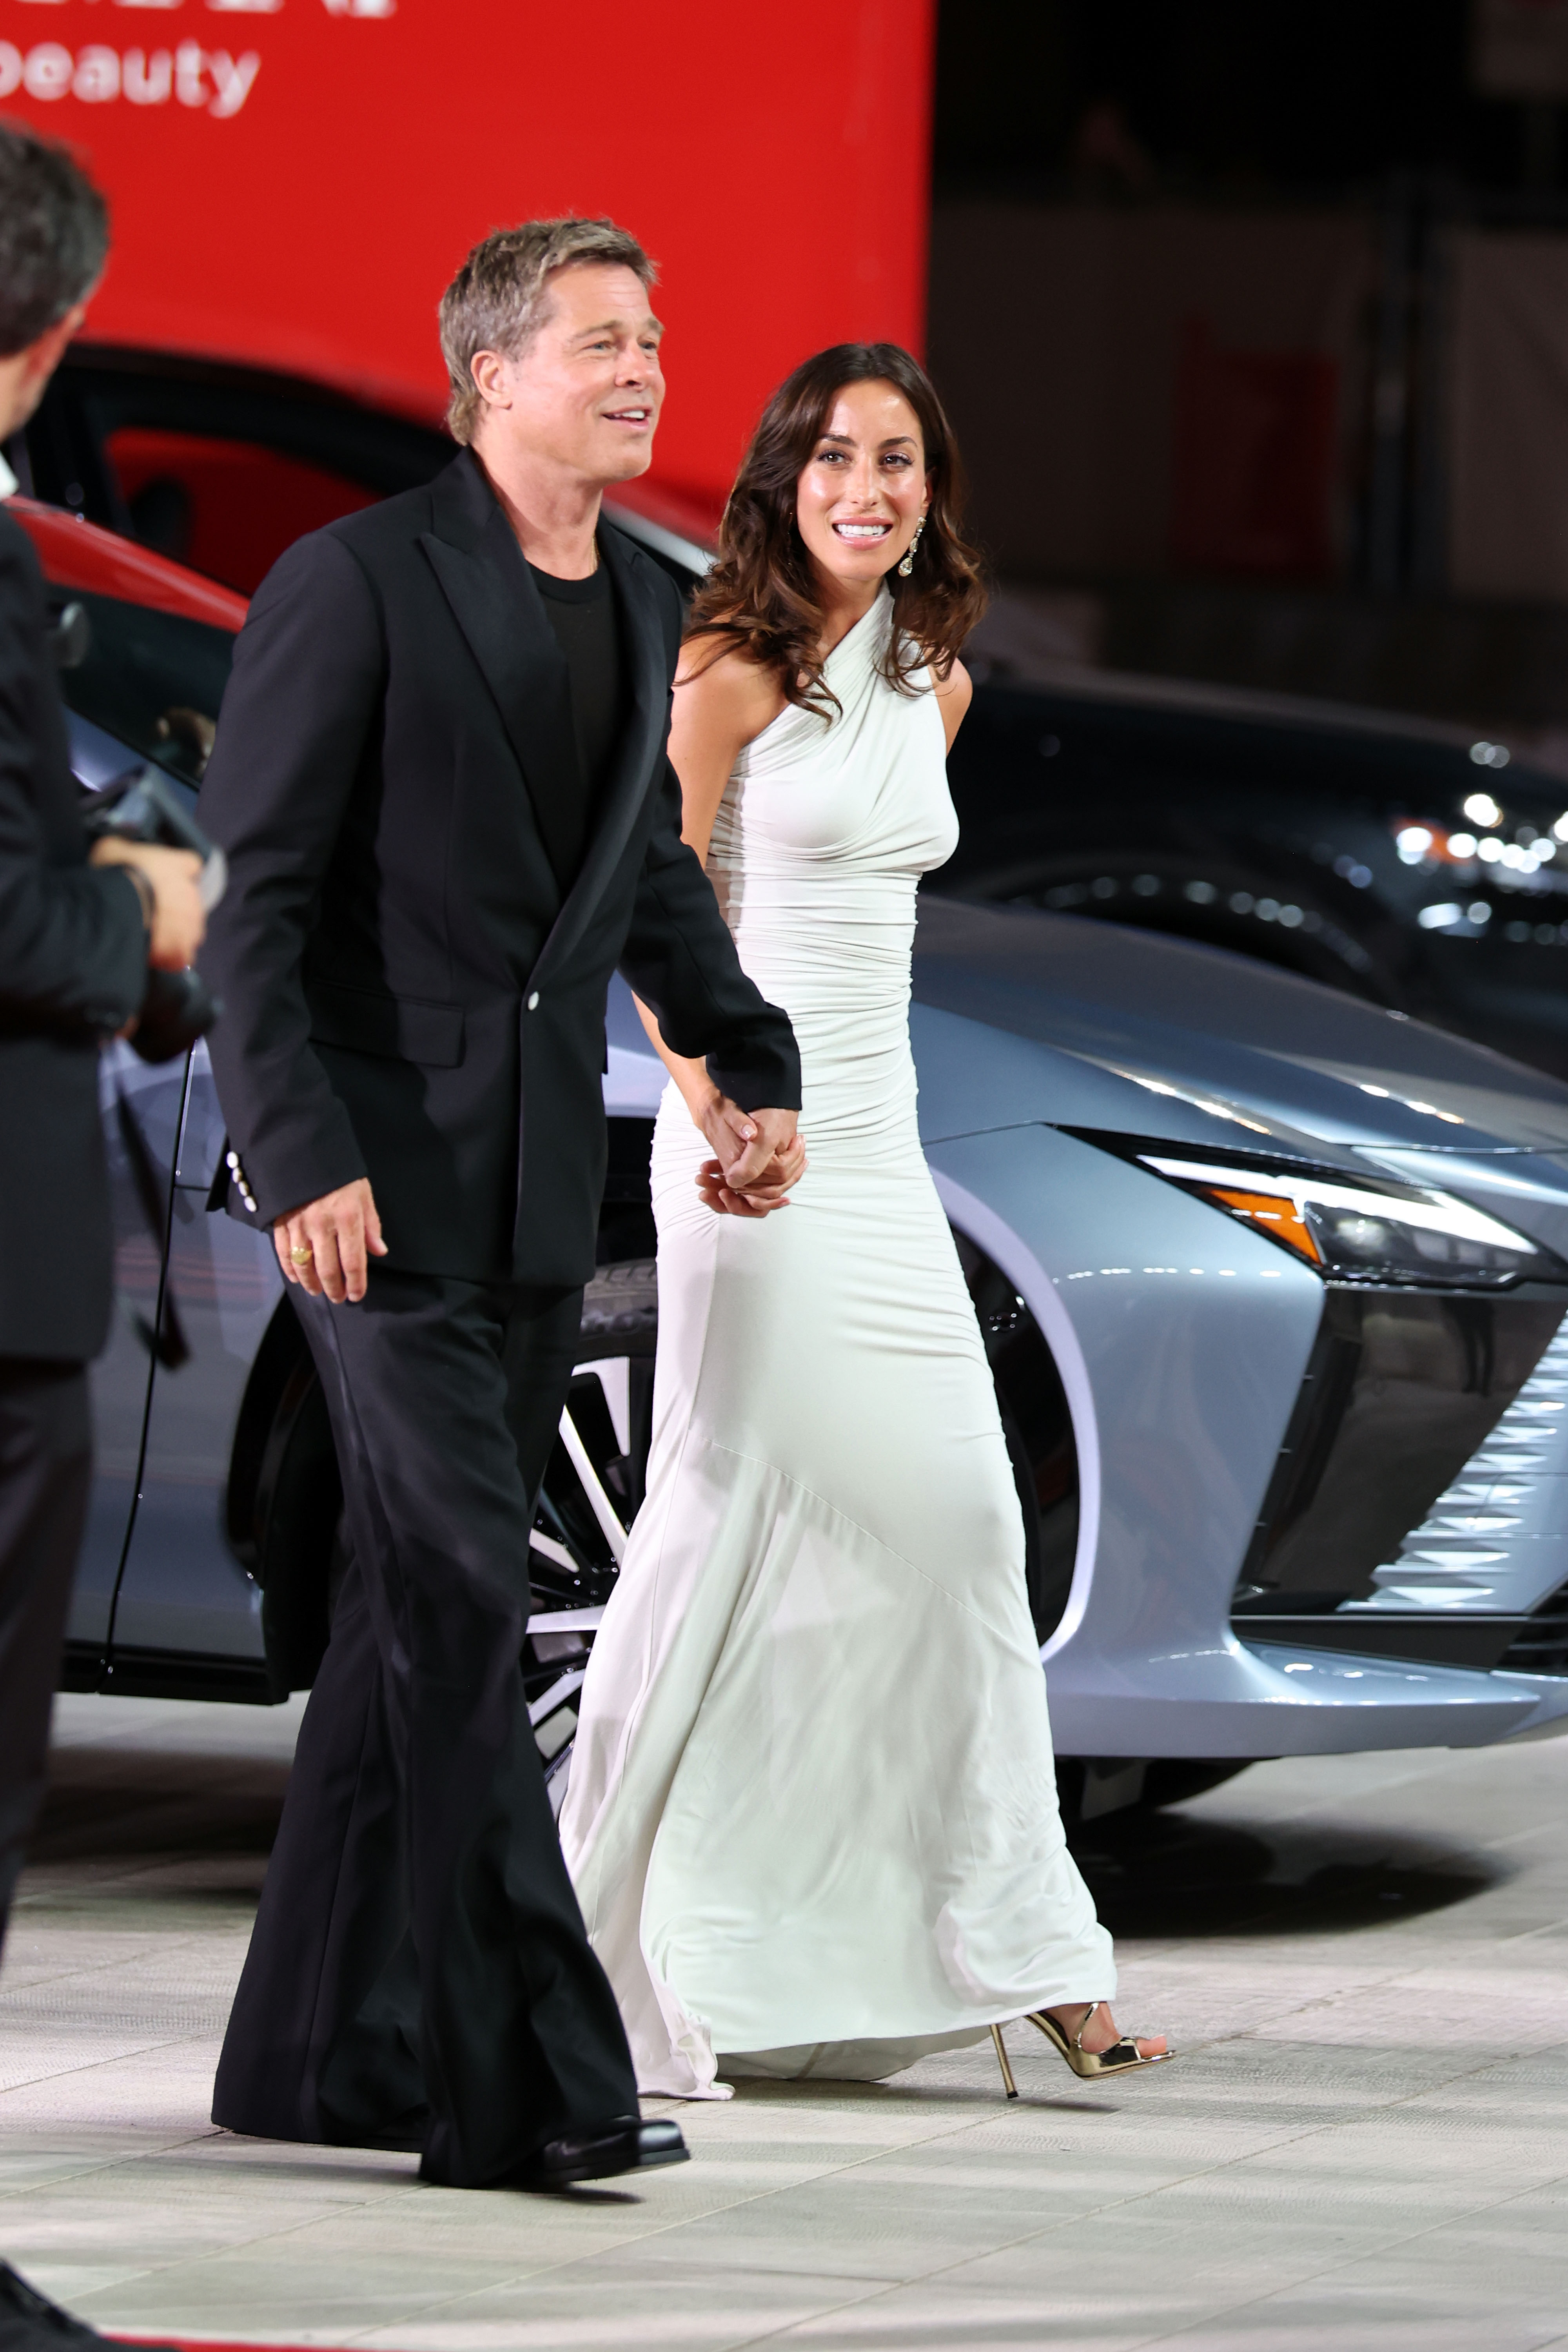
[1099,2180,1568,2352]
[0,2038,213,2106]
[0,2007,232,2035]
[728,2279,910,2351]
[1474,1909,1568,1949]
[331,2264,899,2350]
[0,1933,230,1995]
[0,2018,223,2063]
[728,2157,1568,2352]
[1394,1906,1568,1962]
[354,2101,1483,2335]
[302,2107,1056,2325]
[65,2172,434,2307]
[1174,1942,1568,2067]
[1203,2020,1568,2099]
[0,2130,232,2202]
[38,2038,1568,2301]
[750,2063,1568,2309]
[11,2023,1564,2278]
[1163,1965,1422,2051]
[14,2096,1083,2293]
[0,2016,232,2046]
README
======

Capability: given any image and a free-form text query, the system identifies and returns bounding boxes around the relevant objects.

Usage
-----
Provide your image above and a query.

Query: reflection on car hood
[913,897,1568,1154]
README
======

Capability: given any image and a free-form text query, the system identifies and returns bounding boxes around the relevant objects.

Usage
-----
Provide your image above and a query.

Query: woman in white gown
[559,344,1167,2099]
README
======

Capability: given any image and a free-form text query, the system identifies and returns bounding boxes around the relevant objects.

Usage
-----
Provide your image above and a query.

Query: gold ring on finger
[290,1245,314,1265]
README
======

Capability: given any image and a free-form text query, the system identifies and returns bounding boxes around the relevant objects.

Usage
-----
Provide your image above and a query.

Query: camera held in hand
[82,768,226,1064]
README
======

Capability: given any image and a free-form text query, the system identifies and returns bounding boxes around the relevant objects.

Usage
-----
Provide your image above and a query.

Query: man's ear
[469,349,513,414]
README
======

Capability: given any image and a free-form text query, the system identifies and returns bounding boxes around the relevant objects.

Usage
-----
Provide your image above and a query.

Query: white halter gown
[559,593,1114,2096]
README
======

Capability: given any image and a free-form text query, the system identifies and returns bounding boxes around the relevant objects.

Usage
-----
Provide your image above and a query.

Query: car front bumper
[929,1122,1568,1757]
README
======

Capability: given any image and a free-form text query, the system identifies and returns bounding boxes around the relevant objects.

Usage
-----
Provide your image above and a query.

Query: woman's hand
[694,1122,807,1218]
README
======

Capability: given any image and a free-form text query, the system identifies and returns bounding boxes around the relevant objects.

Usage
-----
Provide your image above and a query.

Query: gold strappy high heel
[991,2004,1170,2098]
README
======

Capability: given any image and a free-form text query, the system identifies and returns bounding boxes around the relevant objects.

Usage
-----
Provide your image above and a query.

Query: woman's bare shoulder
[675,633,786,737]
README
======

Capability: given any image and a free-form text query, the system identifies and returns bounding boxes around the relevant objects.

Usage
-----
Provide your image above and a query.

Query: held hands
[695,1100,806,1218]
[274,1178,387,1304]
[89,838,207,971]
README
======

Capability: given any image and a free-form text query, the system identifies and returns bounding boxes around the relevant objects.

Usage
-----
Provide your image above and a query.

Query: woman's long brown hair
[685,342,987,715]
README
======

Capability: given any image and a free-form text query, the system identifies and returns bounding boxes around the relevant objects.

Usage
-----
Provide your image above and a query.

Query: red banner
[0,0,935,506]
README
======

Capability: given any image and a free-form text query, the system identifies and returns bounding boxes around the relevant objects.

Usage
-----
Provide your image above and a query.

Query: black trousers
[210,1269,638,2188]
[0,1361,91,1958]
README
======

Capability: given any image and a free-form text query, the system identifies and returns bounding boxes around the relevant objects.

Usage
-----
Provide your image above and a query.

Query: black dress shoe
[0,2264,178,2352]
[509,2115,689,2192]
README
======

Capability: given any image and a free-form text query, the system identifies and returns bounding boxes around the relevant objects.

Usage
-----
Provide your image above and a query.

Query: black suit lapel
[417,452,581,893]
[530,523,671,987]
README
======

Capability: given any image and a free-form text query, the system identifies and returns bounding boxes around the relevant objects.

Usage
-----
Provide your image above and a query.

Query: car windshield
[55,590,235,790]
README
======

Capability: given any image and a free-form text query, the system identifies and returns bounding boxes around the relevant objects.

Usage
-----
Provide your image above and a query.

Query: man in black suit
[199,219,802,2192]
[0,120,206,2352]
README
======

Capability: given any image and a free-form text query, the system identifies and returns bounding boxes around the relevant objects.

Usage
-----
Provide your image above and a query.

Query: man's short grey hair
[438,217,657,446]
[0,119,109,359]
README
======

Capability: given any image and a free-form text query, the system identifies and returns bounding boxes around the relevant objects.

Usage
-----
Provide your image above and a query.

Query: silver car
[36,503,1568,1821]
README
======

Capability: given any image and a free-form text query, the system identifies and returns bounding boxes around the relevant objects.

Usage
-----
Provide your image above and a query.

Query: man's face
[472,262,664,487]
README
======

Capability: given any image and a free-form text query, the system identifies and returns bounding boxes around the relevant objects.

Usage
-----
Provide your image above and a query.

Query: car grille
[1498,1576,1568,1677]
[1232,1290,1568,1668]
[1349,1319,1568,1619]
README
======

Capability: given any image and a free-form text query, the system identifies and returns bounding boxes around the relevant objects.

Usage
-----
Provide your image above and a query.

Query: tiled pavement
[0,1693,1564,2349]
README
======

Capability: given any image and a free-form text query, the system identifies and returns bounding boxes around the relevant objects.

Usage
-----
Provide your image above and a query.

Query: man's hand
[274,1178,387,1304]
[89,838,207,970]
[695,1100,805,1218]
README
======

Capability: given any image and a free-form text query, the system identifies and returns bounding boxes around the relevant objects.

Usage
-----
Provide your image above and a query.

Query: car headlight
[1135,1152,1559,1288]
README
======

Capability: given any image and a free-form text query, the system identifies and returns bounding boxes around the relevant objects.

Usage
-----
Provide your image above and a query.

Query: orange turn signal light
[1209,1187,1322,1263]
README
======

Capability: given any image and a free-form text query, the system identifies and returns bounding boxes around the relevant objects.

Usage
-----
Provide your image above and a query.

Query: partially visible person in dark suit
[200,216,803,2193]
[0,118,206,2352]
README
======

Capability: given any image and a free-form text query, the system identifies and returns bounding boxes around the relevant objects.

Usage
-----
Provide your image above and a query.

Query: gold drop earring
[898,517,925,578]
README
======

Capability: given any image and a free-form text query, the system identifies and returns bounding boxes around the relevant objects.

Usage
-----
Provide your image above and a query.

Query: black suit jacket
[0,506,147,1361]
[197,450,800,1287]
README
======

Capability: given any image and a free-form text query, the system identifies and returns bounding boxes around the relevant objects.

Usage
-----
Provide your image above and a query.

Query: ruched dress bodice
[704,591,956,1169]
[560,593,1112,2096]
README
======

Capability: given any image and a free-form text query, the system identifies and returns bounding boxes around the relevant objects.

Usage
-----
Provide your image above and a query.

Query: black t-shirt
[527,553,627,886]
